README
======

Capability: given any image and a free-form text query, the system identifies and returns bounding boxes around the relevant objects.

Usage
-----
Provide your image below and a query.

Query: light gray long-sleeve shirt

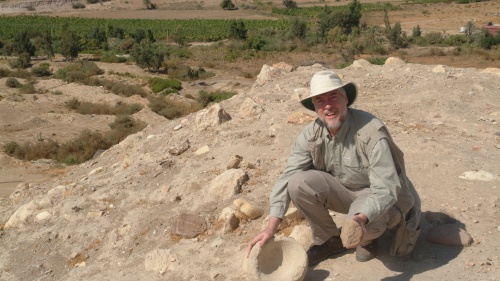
[269,109,401,224]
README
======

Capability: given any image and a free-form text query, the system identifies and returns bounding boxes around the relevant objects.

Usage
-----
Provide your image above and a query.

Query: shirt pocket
[341,153,369,188]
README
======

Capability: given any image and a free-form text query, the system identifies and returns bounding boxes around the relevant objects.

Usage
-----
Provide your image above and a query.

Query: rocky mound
[0,60,499,280]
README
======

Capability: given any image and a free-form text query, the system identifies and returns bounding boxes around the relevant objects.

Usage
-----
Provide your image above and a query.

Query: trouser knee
[287,170,315,201]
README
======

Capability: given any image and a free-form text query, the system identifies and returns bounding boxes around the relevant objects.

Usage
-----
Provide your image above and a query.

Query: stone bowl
[245,237,308,281]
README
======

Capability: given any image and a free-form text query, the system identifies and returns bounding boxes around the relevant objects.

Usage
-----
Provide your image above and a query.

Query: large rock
[4,200,36,229]
[289,225,313,250]
[173,213,207,238]
[340,219,363,248]
[208,169,249,200]
[385,57,406,65]
[233,198,263,220]
[195,104,231,130]
[239,98,264,118]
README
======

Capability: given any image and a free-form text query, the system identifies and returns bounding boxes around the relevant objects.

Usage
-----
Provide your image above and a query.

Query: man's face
[312,89,348,135]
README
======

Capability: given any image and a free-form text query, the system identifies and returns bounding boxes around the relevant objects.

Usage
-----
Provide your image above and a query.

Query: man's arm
[357,138,401,223]
[247,126,315,256]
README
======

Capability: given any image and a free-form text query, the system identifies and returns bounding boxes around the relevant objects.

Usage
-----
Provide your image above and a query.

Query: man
[247,70,421,266]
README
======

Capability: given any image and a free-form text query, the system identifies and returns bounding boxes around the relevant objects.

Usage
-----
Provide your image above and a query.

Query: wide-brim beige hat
[300,70,357,111]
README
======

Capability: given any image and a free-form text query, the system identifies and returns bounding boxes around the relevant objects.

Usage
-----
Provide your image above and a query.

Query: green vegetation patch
[0,16,292,42]
[149,77,182,93]
[55,60,104,82]
[197,90,237,108]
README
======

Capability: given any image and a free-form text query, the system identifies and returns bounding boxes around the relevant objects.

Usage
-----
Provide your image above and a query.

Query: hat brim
[300,82,357,111]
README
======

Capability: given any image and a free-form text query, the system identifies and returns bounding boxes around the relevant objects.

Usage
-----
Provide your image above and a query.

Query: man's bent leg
[288,170,354,244]
[346,189,401,261]
[346,189,401,245]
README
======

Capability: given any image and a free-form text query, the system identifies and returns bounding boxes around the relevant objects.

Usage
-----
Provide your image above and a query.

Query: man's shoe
[355,242,376,262]
[307,235,346,266]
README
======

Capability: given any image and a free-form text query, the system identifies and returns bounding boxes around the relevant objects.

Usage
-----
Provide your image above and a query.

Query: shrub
[283,0,297,9]
[0,68,10,78]
[51,90,64,95]
[8,52,31,69]
[144,0,156,9]
[32,63,52,77]
[368,57,387,65]
[161,89,179,96]
[55,61,104,82]
[20,83,36,94]
[220,0,235,9]
[65,98,143,115]
[423,32,444,45]
[6,77,20,88]
[148,95,200,119]
[196,90,237,108]
[11,69,33,79]
[149,77,182,93]
[72,2,86,8]
[412,25,422,37]
[230,20,247,40]
[83,77,147,97]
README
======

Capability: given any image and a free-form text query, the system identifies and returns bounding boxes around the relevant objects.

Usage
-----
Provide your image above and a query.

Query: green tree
[40,30,54,59]
[387,22,408,49]
[88,27,108,49]
[346,0,362,33]
[13,31,35,56]
[412,25,421,37]
[132,29,155,44]
[291,18,307,40]
[131,39,164,71]
[230,20,247,40]
[60,30,80,60]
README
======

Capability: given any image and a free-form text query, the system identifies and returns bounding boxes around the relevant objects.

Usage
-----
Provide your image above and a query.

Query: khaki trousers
[288,170,401,245]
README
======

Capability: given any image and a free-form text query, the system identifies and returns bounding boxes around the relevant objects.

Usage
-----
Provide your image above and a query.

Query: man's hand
[246,217,281,257]
[351,213,368,247]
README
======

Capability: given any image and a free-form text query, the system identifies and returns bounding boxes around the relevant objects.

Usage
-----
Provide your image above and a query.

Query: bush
[6,77,20,88]
[368,57,387,65]
[51,90,64,95]
[32,63,52,77]
[423,32,444,45]
[65,98,143,115]
[283,0,297,9]
[8,52,31,69]
[0,68,10,78]
[20,83,36,94]
[149,77,182,93]
[55,61,104,82]
[196,90,237,108]
[148,95,200,119]
[220,0,235,9]
[72,2,86,8]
